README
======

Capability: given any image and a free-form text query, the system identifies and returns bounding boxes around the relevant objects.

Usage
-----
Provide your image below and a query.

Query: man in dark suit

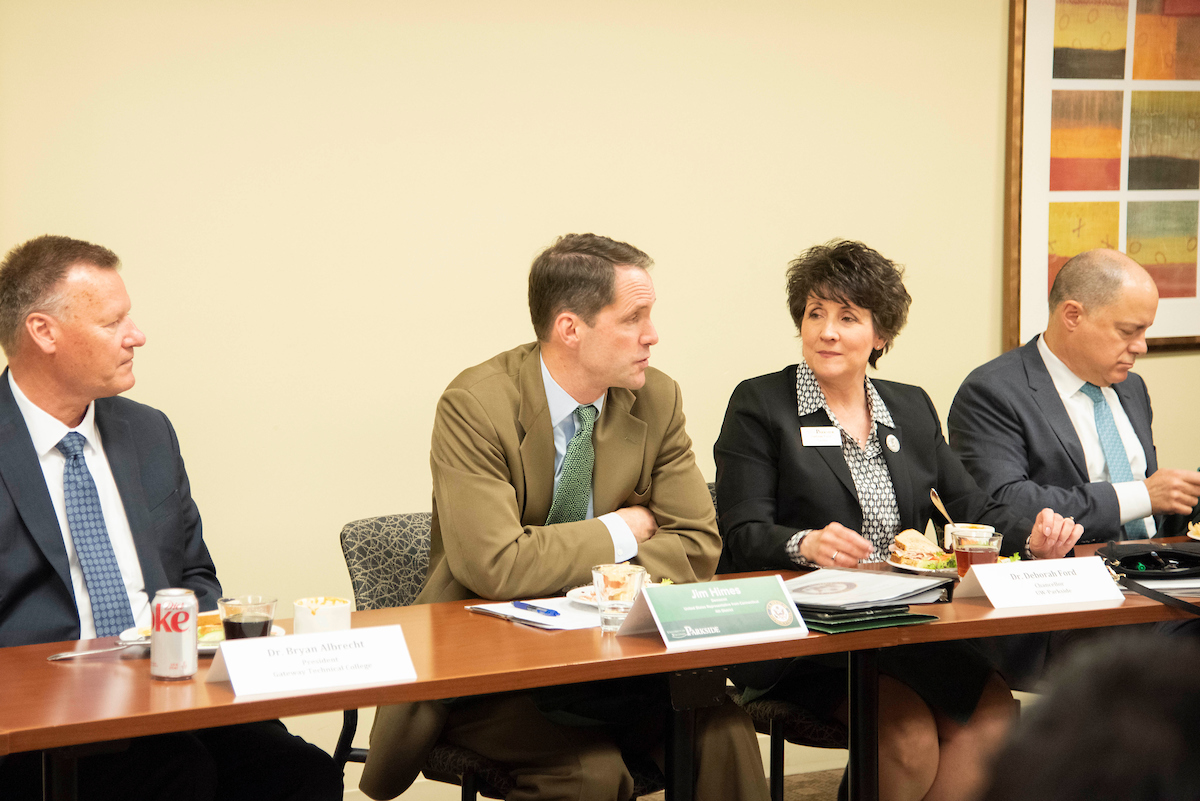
[948,249,1200,545]
[361,233,768,801]
[0,235,342,801]
[948,249,1200,687]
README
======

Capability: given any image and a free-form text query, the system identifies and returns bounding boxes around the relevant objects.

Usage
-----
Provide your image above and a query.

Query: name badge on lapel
[800,426,841,447]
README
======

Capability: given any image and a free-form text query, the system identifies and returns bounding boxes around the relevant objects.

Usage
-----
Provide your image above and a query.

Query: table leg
[42,749,78,801]
[847,649,880,801]
[665,668,728,801]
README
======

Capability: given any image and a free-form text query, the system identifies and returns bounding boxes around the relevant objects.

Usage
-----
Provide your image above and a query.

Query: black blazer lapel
[1022,338,1089,483]
[0,370,75,600]
[799,408,858,505]
[1113,379,1157,475]
[877,418,915,528]
[94,399,161,592]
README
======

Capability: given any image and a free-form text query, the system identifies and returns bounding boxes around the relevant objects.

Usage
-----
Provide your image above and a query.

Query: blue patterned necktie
[57,432,136,636]
[546,404,598,525]
[1079,383,1148,539]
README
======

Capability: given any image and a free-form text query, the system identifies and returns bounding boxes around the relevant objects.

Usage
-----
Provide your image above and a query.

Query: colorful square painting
[1128,92,1200,189]
[1049,202,1120,292]
[1050,91,1123,191]
[1053,0,1129,78]
[1127,200,1199,298]
[1133,0,1200,79]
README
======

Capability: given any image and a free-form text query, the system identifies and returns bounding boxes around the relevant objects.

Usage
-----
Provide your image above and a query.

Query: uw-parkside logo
[765,600,793,626]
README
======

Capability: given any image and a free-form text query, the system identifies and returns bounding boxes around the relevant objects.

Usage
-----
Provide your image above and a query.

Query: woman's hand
[801,522,874,567]
[1027,509,1084,559]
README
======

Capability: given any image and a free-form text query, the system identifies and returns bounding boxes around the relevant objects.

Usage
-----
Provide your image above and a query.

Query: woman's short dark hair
[528,233,652,342]
[785,240,911,368]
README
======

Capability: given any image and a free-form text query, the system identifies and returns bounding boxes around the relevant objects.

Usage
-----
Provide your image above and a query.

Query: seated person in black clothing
[714,240,1084,801]
[982,632,1200,801]
[0,235,342,801]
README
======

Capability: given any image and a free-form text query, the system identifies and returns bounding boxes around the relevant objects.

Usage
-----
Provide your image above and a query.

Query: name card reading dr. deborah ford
[618,575,807,650]
[955,556,1124,609]
[206,625,417,698]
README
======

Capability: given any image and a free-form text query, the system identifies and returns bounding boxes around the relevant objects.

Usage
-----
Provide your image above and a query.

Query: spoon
[930,489,955,549]
[46,642,141,661]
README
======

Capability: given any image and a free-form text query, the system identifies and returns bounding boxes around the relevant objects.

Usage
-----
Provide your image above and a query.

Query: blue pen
[512,601,560,617]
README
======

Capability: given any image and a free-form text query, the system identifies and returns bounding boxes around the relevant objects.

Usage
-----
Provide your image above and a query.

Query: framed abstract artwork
[1004,0,1200,351]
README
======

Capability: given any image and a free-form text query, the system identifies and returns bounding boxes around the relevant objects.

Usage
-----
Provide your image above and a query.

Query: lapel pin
[886,434,900,453]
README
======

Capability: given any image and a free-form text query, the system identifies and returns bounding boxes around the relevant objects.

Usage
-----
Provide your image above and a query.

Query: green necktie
[546,404,598,525]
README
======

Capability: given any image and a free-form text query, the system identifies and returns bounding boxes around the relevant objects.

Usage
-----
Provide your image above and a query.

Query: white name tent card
[955,556,1125,608]
[206,624,417,697]
[618,575,807,650]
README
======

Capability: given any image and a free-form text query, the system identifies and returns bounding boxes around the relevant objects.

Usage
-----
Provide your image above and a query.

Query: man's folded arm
[433,388,614,600]
[630,380,721,584]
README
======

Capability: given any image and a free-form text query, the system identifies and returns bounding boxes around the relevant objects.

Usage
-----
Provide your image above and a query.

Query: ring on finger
[830,550,839,563]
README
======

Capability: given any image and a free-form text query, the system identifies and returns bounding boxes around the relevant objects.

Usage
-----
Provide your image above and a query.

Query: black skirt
[732,639,996,726]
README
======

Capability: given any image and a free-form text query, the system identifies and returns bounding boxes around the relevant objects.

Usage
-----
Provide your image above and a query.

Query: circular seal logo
[765,600,793,626]
[796,581,856,595]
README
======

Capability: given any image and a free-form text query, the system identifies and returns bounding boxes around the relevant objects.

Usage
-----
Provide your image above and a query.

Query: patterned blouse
[786,360,901,565]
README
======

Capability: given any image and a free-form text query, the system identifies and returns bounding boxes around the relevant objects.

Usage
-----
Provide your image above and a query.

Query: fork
[46,642,144,661]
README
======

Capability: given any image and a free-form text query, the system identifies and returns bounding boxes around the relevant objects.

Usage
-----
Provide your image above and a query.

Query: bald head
[1049,249,1157,314]
[1044,249,1158,387]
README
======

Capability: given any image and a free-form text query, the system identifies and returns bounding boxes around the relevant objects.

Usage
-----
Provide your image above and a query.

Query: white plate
[885,556,958,578]
[1187,529,1200,542]
[119,625,285,654]
[566,586,598,608]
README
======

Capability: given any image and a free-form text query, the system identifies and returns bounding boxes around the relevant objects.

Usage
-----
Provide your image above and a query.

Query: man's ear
[1059,301,1084,332]
[551,311,583,349]
[24,313,60,355]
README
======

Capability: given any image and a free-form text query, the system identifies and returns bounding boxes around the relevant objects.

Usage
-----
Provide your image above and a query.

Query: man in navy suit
[948,249,1200,684]
[949,249,1200,545]
[0,235,342,800]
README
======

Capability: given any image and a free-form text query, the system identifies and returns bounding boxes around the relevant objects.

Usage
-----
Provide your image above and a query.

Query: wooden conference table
[1,542,1195,801]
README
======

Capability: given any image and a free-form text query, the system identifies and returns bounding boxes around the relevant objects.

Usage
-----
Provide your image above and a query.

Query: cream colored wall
[4,0,1200,787]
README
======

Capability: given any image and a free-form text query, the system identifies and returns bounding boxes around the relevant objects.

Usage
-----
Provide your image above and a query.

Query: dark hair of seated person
[982,631,1200,801]
[784,239,911,368]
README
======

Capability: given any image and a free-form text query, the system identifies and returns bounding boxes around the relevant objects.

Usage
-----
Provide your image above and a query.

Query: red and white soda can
[150,588,198,680]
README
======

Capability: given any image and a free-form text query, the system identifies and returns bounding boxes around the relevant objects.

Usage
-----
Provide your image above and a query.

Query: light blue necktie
[57,432,136,637]
[546,404,598,525]
[1079,383,1148,539]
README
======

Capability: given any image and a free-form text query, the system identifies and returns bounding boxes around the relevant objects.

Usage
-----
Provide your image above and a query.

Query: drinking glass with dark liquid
[951,532,1003,578]
[217,596,276,639]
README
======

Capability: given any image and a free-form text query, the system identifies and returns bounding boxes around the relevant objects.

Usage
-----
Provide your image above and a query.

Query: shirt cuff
[786,530,816,568]
[599,512,638,562]
[1115,480,1154,530]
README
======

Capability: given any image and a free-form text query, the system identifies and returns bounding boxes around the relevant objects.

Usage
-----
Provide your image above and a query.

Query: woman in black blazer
[715,241,1083,801]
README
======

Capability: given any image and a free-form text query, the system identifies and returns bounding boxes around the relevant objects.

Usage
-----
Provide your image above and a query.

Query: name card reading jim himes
[955,556,1124,608]
[206,625,417,697]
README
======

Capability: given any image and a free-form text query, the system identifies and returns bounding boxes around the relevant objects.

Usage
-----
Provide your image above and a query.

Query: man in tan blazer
[361,234,768,801]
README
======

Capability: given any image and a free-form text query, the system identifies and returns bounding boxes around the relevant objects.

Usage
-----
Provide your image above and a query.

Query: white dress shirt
[1037,336,1155,535]
[9,373,150,637]
[540,357,638,562]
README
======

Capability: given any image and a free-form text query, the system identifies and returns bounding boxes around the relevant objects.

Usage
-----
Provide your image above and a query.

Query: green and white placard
[617,575,807,650]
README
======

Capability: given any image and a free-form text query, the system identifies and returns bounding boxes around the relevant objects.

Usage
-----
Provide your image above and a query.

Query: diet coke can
[150,588,198,680]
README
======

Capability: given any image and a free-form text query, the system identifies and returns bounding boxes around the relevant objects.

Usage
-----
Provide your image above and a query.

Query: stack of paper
[466,597,599,630]
[786,568,952,611]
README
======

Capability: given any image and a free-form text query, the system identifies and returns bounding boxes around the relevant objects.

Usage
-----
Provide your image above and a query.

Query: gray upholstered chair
[336,512,512,800]
[708,483,849,801]
[335,513,664,800]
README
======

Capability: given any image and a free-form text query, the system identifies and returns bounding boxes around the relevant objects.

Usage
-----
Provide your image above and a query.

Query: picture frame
[1003,0,1200,353]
